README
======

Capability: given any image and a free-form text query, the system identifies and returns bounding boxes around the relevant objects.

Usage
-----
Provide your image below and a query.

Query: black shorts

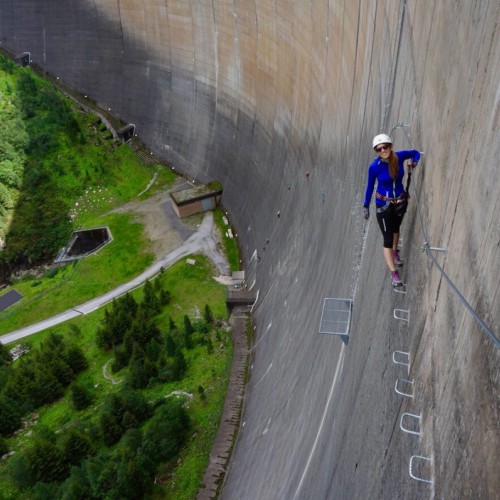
[376,202,408,248]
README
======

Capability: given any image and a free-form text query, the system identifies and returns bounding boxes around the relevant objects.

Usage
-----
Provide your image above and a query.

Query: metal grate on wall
[319,298,353,342]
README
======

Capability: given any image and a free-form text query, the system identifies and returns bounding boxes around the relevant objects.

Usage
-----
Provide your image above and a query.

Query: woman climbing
[362,134,420,287]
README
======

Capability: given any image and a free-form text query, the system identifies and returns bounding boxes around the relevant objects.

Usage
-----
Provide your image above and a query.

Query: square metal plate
[319,298,353,336]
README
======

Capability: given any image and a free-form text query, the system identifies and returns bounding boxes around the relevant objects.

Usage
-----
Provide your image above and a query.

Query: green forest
[0,278,224,499]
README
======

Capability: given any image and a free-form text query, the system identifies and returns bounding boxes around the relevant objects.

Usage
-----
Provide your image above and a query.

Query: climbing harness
[376,192,407,204]
[375,160,414,210]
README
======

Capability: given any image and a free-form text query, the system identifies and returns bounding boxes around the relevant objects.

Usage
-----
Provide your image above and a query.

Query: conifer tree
[31,366,64,407]
[142,400,190,462]
[165,334,176,357]
[206,336,214,355]
[0,395,22,436]
[71,383,93,411]
[204,304,214,324]
[100,411,122,446]
[50,358,74,386]
[0,436,9,455]
[112,344,130,372]
[0,342,12,366]
[63,345,88,373]
[23,437,68,484]
[121,292,138,318]
[128,355,148,389]
[61,427,94,466]
[168,316,176,332]
[159,289,171,305]
[141,280,160,315]
[172,347,187,380]
[183,315,194,349]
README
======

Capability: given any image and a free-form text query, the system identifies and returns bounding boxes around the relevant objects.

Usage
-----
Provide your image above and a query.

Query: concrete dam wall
[1,1,498,498]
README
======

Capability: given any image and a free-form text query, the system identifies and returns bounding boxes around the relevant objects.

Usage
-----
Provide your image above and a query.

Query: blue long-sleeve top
[363,150,420,207]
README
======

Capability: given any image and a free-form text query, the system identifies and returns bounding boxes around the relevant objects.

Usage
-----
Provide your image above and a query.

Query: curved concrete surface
[1,1,498,498]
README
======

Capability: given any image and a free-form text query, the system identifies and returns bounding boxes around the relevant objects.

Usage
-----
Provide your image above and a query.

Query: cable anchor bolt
[421,242,447,253]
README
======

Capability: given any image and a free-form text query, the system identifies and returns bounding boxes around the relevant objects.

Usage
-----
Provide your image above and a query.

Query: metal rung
[395,378,414,398]
[409,455,432,484]
[392,351,410,375]
[400,413,422,436]
[394,308,410,323]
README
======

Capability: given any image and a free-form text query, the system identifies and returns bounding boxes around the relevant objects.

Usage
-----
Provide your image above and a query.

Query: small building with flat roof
[170,183,223,218]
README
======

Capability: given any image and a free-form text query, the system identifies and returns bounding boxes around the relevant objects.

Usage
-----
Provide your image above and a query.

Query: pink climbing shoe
[391,270,403,287]
[394,250,403,267]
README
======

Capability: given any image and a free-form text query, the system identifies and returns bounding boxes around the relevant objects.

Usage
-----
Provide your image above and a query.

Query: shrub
[22,436,68,486]
[0,342,12,366]
[0,436,9,455]
[142,399,190,462]
[71,383,93,411]
[0,395,22,436]
[61,428,94,466]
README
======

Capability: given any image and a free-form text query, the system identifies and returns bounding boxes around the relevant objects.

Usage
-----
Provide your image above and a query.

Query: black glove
[362,206,370,220]
[408,161,418,171]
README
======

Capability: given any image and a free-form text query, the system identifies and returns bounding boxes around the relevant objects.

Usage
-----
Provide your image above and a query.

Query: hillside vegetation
[0,55,161,281]
[0,256,231,499]
[0,54,238,499]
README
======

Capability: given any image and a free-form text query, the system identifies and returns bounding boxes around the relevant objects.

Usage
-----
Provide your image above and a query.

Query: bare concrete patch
[213,276,233,286]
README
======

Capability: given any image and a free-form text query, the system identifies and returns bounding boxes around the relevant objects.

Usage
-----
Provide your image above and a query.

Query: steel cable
[392,123,499,348]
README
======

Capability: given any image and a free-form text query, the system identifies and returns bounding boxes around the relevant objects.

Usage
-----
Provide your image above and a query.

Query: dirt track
[110,179,193,262]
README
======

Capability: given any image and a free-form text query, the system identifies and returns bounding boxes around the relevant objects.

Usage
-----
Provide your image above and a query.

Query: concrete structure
[226,289,256,311]
[170,184,223,218]
[0,1,498,499]
[0,289,22,312]
[55,227,112,263]
[116,123,136,143]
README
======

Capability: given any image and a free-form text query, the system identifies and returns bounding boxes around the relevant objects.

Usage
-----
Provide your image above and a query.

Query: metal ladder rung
[409,455,432,484]
[395,378,414,398]
[400,412,422,436]
[394,308,410,323]
[392,351,410,375]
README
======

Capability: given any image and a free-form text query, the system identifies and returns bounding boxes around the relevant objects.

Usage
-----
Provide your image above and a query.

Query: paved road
[0,212,229,345]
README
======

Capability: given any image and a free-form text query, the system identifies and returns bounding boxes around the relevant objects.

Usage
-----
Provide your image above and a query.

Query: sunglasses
[375,144,391,153]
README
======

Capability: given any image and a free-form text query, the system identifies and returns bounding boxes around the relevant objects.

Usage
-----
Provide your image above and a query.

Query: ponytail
[388,152,398,180]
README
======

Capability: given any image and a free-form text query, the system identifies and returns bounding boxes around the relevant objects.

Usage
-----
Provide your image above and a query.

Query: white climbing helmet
[372,133,392,149]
